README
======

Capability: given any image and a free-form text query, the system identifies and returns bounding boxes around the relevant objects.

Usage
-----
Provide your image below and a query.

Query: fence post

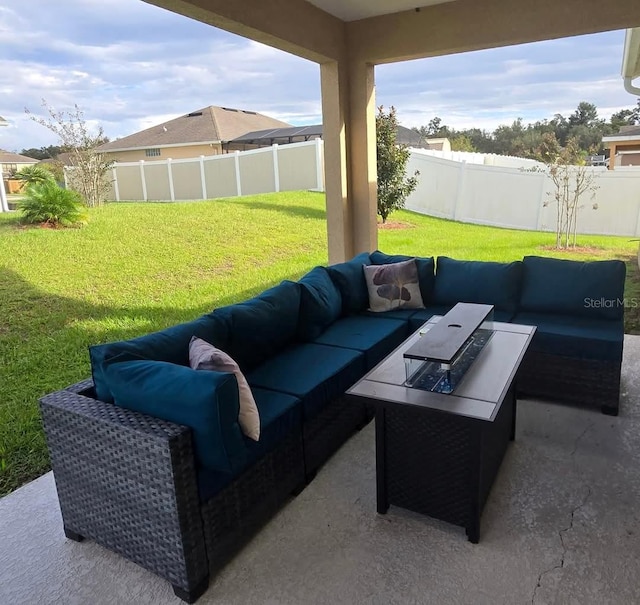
[112,167,120,202]
[535,172,546,230]
[0,178,7,212]
[139,160,147,201]
[315,138,324,191]
[199,156,207,200]
[234,151,242,196]
[167,159,175,201]
[272,144,280,193]
[452,160,467,220]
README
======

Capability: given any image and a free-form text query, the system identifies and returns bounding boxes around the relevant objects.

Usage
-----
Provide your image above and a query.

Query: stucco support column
[347,60,378,256]
[320,59,378,264]
[321,61,352,263]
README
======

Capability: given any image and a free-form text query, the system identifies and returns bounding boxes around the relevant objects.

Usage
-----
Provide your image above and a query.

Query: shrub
[14,164,56,186]
[19,181,89,227]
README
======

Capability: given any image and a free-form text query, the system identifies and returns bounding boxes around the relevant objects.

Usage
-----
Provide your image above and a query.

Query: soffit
[305,0,457,22]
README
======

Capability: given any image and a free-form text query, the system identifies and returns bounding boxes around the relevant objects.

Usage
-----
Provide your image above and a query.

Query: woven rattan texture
[385,406,475,526]
[201,431,305,573]
[302,396,368,477]
[40,389,209,592]
[518,351,621,412]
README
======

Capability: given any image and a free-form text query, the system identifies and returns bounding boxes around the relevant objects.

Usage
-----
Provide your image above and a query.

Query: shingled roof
[99,106,291,152]
[0,150,39,164]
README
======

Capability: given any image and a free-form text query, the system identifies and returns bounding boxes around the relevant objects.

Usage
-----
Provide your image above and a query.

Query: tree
[25,100,113,207]
[20,145,67,161]
[542,138,599,249]
[376,106,419,223]
[19,181,88,228]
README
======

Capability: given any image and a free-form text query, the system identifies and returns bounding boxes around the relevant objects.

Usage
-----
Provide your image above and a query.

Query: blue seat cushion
[433,257,523,314]
[197,387,302,502]
[370,250,436,304]
[103,354,247,474]
[247,343,365,420]
[360,308,420,322]
[513,312,624,361]
[520,256,626,320]
[313,315,407,370]
[297,266,343,341]
[215,280,301,371]
[90,312,230,403]
[408,306,514,332]
[325,252,372,314]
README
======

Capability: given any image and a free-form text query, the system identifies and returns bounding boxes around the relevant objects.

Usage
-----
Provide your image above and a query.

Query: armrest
[39,384,209,591]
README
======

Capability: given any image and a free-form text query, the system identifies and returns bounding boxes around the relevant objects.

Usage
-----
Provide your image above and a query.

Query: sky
[0,0,638,153]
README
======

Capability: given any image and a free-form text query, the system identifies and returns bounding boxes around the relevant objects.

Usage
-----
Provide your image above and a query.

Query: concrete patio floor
[3,337,640,605]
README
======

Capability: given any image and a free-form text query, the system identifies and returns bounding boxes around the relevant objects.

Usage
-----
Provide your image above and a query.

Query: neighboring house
[602,125,640,169]
[98,106,291,162]
[1,150,38,179]
[228,123,449,151]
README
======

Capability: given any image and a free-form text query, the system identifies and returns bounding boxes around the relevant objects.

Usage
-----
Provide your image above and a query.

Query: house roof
[602,124,640,143]
[99,106,291,153]
[0,150,39,164]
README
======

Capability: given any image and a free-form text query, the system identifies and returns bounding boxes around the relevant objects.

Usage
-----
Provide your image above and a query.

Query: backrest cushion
[363,259,425,312]
[297,266,343,341]
[433,257,523,313]
[90,312,230,403]
[520,256,626,320]
[189,336,260,441]
[104,353,247,473]
[370,250,436,304]
[325,252,372,314]
[215,280,301,371]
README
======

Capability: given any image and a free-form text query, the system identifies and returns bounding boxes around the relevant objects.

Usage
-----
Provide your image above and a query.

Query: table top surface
[346,316,536,422]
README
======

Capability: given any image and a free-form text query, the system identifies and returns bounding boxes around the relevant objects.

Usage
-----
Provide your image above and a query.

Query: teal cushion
[216,281,301,371]
[297,266,343,341]
[90,312,230,403]
[520,256,626,320]
[313,315,407,370]
[197,387,303,502]
[370,250,436,304]
[360,308,419,322]
[247,343,365,420]
[433,257,523,313]
[513,312,623,361]
[103,355,247,473]
[326,252,372,314]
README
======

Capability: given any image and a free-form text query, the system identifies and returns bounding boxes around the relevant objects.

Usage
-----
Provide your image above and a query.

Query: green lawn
[0,190,637,496]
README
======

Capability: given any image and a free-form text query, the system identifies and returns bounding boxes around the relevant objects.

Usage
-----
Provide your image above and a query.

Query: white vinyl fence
[405,150,640,237]
[104,139,325,202]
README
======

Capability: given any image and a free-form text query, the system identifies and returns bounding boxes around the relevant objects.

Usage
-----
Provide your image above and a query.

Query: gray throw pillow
[363,258,425,312]
[189,336,260,441]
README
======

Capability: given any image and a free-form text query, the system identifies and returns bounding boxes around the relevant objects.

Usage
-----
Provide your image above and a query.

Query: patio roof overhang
[622,27,640,94]
[144,0,640,262]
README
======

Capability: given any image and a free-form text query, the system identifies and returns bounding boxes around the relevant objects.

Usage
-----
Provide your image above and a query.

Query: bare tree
[26,100,113,207]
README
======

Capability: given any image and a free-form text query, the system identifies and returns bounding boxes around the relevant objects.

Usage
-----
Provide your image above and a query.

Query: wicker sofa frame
[517,350,621,416]
[40,379,368,603]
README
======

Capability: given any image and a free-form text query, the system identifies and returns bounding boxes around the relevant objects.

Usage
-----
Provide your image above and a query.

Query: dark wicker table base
[376,386,515,543]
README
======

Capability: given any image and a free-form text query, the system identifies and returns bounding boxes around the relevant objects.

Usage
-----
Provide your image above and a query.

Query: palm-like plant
[19,181,88,227]
[14,164,56,186]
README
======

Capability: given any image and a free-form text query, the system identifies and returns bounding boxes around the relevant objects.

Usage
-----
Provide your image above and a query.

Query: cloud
[0,0,636,153]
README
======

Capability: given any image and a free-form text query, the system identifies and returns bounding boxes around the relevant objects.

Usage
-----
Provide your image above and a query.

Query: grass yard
[0,190,638,496]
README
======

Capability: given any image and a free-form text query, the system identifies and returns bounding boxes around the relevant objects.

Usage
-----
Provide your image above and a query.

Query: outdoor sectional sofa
[39,251,626,603]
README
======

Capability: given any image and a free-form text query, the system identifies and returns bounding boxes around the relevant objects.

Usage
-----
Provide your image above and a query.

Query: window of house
[145,149,161,157]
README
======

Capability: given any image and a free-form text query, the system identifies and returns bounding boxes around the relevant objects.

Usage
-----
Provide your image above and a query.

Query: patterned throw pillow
[363,258,425,312]
[189,336,260,441]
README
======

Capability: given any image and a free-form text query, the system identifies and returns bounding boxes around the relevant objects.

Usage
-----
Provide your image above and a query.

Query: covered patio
[2,334,640,603]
